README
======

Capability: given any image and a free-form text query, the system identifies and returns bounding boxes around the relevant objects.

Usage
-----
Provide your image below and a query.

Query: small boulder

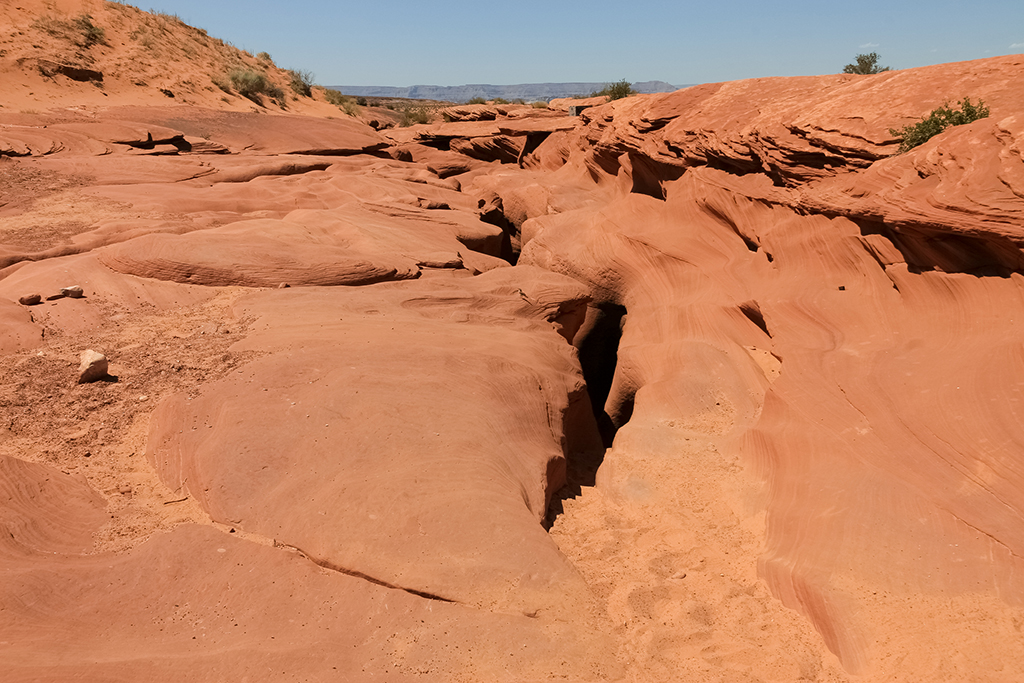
[18,294,42,306]
[61,285,84,299]
[78,350,109,384]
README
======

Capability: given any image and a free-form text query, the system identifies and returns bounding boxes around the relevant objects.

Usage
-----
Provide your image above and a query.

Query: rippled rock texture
[2,5,1023,678]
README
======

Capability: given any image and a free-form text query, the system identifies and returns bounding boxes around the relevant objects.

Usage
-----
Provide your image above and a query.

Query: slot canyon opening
[576,302,632,448]
[544,302,632,529]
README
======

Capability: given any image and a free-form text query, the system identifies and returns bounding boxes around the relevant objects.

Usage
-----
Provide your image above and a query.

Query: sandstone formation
[2,2,1024,681]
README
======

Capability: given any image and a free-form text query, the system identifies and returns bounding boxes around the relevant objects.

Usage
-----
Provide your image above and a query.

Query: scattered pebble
[61,285,84,299]
[18,294,41,306]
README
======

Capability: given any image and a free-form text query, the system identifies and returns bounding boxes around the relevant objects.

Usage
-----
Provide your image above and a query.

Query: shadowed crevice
[575,302,629,447]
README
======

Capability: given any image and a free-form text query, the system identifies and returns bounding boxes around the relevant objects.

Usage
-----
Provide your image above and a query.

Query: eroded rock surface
[3,7,1024,678]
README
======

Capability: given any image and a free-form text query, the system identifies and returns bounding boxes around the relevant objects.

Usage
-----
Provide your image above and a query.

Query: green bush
[592,79,636,100]
[288,69,314,97]
[843,52,890,75]
[889,98,990,153]
[228,69,273,100]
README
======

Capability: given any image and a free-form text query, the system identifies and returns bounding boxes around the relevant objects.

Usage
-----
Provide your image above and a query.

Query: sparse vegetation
[592,79,636,100]
[323,88,360,115]
[32,12,107,48]
[531,101,548,109]
[227,69,284,104]
[75,14,106,46]
[356,97,368,106]
[288,69,314,97]
[229,69,269,98]
[889,97,990,153]
[400,106,431,126]
[466,97,487,105]
[257,51,274,64]
[211,74,232,93]
[265,82,286,104]
[843,52,890,75]
[492,97,510,105]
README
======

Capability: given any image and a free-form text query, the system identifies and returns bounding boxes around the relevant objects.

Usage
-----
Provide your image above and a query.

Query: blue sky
[144,0,1024,87]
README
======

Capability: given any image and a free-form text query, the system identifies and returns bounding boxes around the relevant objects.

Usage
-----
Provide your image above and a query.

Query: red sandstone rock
[3,4,1024,678]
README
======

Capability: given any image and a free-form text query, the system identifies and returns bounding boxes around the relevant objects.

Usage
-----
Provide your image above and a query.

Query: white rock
[61,285,84,299]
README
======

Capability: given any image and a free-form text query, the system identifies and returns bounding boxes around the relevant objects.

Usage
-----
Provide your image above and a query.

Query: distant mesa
[329,81,682,102]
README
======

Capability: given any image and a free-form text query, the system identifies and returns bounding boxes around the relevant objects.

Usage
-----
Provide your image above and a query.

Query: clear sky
[143,0,1024,87]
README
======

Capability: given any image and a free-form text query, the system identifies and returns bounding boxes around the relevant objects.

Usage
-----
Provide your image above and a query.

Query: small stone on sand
[78,350,109,384]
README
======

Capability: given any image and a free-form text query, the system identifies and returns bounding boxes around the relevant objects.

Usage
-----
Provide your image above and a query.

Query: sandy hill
[2,2,1024,682]
[0,0,349,116]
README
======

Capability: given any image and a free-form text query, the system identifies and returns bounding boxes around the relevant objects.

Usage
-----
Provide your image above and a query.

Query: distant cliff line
[326,81,682,102]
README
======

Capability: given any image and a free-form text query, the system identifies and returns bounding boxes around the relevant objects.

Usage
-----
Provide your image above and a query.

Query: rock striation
[1,5,1023,680]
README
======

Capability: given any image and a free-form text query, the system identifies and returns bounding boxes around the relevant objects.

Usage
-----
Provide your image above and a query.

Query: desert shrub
[592,79,636,100]
[531,101,548,109]
[466,97,487,105]
[229,69,271,99]
[843,52,890,75]
[511,98,525,105]
[323,88,347,106]
[265,82,286,104]
[33,13,106,48]
[75,14,106,46]
[288,69,314,97]
[257,51,273,63]
[323,89,359,115]
[492,97,509,104]
[212,75,233,93]
[356,96,368,106]
[400,106,430,126]
[889,98,990,153]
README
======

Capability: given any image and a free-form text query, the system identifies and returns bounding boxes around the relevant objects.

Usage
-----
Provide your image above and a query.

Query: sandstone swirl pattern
[1,7,1023,677]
